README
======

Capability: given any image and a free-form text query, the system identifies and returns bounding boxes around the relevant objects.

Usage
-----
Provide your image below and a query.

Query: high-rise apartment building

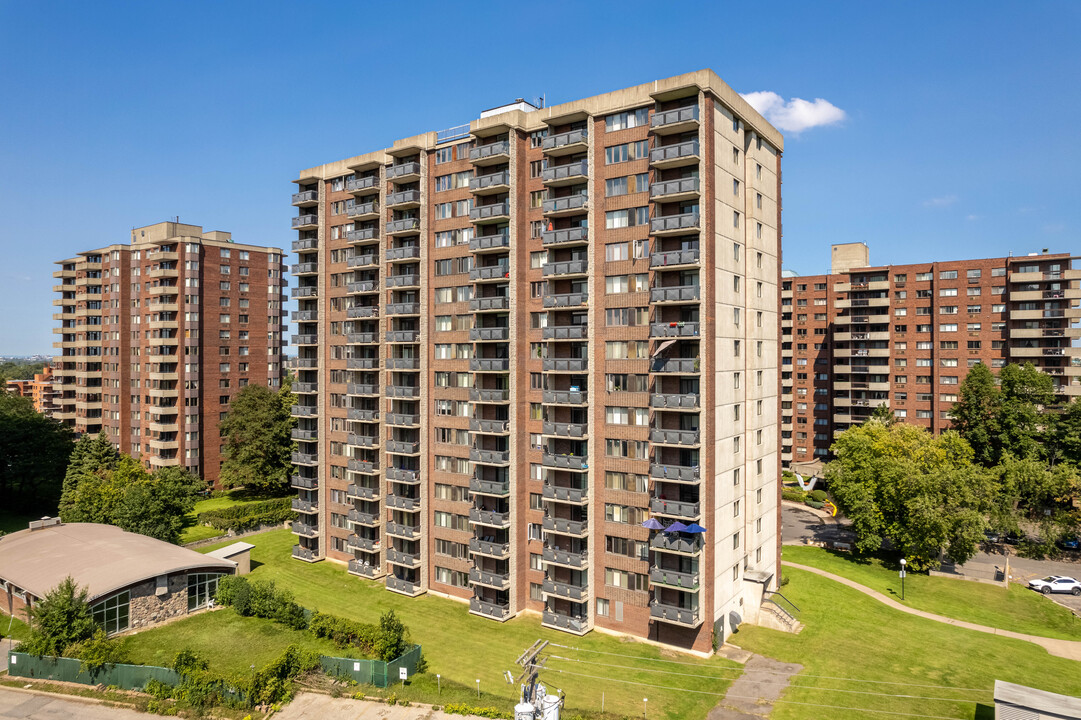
[52,221,287,483]
[6,366,58,414]
[781,243,1080,468]
[289,70,783,652]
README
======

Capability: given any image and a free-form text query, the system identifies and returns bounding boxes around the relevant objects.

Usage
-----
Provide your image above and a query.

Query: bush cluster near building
[196,497,296,533]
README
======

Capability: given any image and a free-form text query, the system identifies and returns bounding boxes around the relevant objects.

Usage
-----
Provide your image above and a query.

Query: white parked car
[1028,576,1081,596]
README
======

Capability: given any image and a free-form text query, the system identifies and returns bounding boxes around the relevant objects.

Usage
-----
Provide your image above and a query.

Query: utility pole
[513,639,550,705]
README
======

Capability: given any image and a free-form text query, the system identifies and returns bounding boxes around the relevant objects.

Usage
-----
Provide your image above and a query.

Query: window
[605,107,650,131]
[916,272,932,281]
[605,207,649,229]
[940,270,958,280]
[605,568,648,591]
[92,591,130,635]
[187,572,224,611]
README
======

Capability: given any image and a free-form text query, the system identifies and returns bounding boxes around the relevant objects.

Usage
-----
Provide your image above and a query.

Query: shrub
[68,628,129,672]
[308,612,379,653]
[21,577,97,657]
[145,678,174,700]
[809,489,828,502]
[443,703,513,719]
[196,498,296,533]
[172,649,209,675]
[806,500,825,509]
[781,488,806,503]
[373,610,409,662]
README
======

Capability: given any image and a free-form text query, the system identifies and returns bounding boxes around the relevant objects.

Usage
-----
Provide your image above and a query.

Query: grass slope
[736,567,1081,720]
[179,490,274,544]
[120,610,347,677]
[195,529,740,720]
[782,545,1081,641]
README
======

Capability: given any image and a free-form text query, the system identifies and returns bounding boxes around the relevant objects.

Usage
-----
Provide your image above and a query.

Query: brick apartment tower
[52,221,287,484]
[289,70,783,652]
[781,243,1081,469]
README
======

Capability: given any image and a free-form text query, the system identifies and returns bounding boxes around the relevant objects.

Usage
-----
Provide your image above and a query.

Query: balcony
[650,533,702,555]
[470,358,510,372]
[542,516,587,536]
[292,498,318,514]
[470,296,510,312]
[650,463,700,482]
[470,508,510,527]
[348,532,380,552]
[348,201,379,219]
[347,306,378,319]
[650,393,700,409]
[470,202,510,223]
[293,382,318,394]
[386,547,421,567]
[291,522,318,538]
[542,226,588,247]
[649,601,701,627]
[292,452,318,466]
[542,128,588,156]
[292,237,318,252]
[542,389,586,405]
[650,322,700,338]
[292,214,318,230]
[386,161,421,181]
[649,140,700,168]
[470,265,510,282]
[386,273,420,287]
[386,302,421,316]
[385,330,420,343]
[292,310,319,322]
[291,475,317,490]
[470,477,510,496]
[347,382,378,396]
[651,105,700,134]
[650,497,700,519]
[542,193,588,217]
[386,357,420,370]
[542,358,588,373]
[387,494,421,512]
[470,596,511,621]
[386,218,420,235]
[542,484,587,504]
[348,559,380,578]
[292,286,317,298]
[542,160,588,186]
[386,246,421,261]
[541,452,588,470]
[347,332,377,344]
[291,334,318,346]
[651,212,701,235]
[292,428,317,441]
[386,467,420,484]
[543,293,588,309]
[345,409,378,423]
[347,484,378,501]
[387,190,421,208]
[471,388,510,403]
[386,522,420,540]
[470,327,510,342]
[470,233,510,252]
[470,418,510,434]
[542,579,588,602]
[470,448,510,465]
[347,358,378,370]
[292,189,318,206]
[542,260,588,278]
[469,567,510,590]
[650,428,700,446]
[469,140,510,165]
[347,459,377,474]
[386,412,420,427]
[542,610,588,634]
[292,545,316,562]
[650,177,701,201]
[542,325,588,342]
[386,575,423,596]
[469,537,510,558]
[650,247,700,269]
[347,226,378,243]
[470,170,510,194]
[347,175,379,194]
[542,421,587,438]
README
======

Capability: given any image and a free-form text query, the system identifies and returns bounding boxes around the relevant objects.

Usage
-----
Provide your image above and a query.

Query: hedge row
[196,497,296,531]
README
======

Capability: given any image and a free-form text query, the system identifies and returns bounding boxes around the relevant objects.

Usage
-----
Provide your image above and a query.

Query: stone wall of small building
[127,573,189,630]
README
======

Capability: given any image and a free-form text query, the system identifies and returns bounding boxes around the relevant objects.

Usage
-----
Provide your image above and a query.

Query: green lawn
[782,545,1081,641]
[1,614,31,642]
[735,567,1081,720]
[179,490,272,544]
[120,609,348,677]
[0,508,51,535]
[193,529,741,720]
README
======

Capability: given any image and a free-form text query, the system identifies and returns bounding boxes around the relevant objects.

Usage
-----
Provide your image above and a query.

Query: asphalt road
[0,687,150,719]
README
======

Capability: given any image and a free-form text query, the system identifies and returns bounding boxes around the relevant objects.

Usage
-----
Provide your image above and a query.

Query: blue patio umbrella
[683,523,707,534]
[641,518,664,530]
[664,521,689,533]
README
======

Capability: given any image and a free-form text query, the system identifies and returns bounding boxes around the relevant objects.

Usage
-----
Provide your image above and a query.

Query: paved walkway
[0,686,149,719]
[707,654,803,720]
[277,692,482,720]
[786,562,1081,662]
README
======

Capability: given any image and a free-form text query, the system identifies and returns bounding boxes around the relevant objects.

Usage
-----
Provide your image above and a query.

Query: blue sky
[1,1,1078,355]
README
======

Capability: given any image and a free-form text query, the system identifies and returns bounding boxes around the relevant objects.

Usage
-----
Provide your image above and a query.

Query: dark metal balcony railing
[386,218,420,234]
[651,105,700,129]
[541,453,587,470]
[542,293,588,308]
[292,189,318,205]
[470,170,510,192]
[470,507,510,527]
[470,597,511,619]
[470,567,510,588]
[649,463,700,482]
[346,175,379,193]
[650,284,701,303]
[650,247,700,268]
[542,610,587,633]
[387,190,421,206]
[650,393,700,409]
[470,296,510,312]
[542,160,588,184]
[650,177,701,199]
[650,496,700,519]
[471,327,510,341]
[650,212,701,234]
[542,578,588,601]
[649,601,701,626]
[469,537,510,558]
[542,226,588,247]
[470,202,510,221]
[542,421,587,438]
[650,322,700,337]
[469,140,510,162]
[542,484,587,503]
[386,161,421,179]
[470,358,510,372]
[542,358,588,373]
[649,140,700,165]
[542,128,588,152]
[542,194,588,215]
[542,516,587,536]
[470,448,511,465]
[542,389,586,405]
[649,428,701,446]
[386,245,421,261]
[542,260,588,277]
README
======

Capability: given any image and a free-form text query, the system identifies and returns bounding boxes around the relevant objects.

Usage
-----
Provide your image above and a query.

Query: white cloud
[740,91,846,133]
[966,214,980,221]
[923,195,958,208]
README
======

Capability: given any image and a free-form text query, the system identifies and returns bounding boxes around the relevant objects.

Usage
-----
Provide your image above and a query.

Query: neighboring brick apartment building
[288,69,783,652]
[781,243,1081,468]
[5,365,57,414]
[51,221,287,484]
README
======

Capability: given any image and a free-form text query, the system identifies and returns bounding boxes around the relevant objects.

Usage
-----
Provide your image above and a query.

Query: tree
[826,419,994,569]
[21,577,97,656]
[218,382,295,495]
[871,403,895,425]
[949,363,1000,467]
[60,446,203,544]
[989,455,1080,548]
[1050,398,1081,467]
[374,610,410,662]
[0,393,74,514]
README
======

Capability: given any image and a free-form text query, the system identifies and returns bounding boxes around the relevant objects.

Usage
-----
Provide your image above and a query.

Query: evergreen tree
[59,431,119,522]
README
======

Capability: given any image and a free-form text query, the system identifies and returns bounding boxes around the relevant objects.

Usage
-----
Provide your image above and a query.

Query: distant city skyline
[1,1,1078,354]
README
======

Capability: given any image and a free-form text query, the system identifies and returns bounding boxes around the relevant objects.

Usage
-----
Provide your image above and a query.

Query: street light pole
[899,558,907,601]
[643,697,649,719]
